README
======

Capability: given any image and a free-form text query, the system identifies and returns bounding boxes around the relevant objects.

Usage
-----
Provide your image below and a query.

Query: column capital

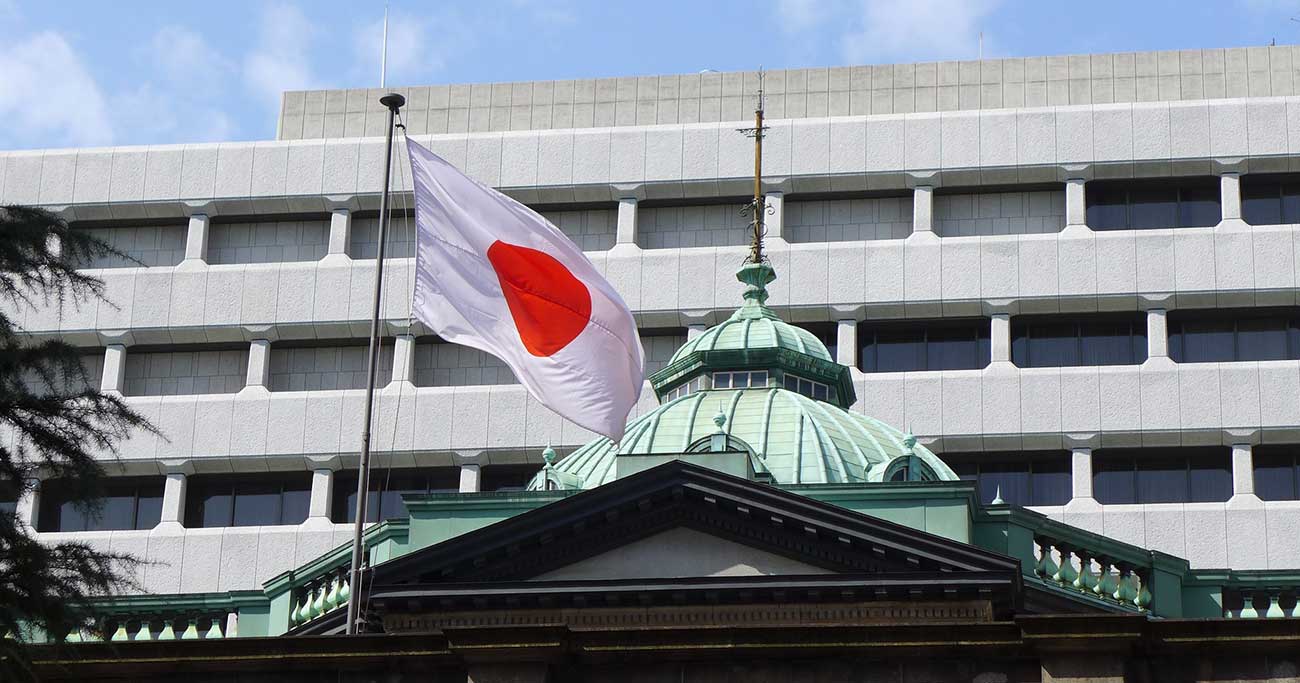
[1211,157,1249,175]
[1059,164,1093,181]
[905,170,940,188]
[158,459,195,476]
[611,183,646,201]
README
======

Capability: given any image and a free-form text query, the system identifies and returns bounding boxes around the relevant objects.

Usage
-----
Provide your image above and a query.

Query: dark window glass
[186,474,312,528]
[1169,309,1300,363]
[942,453,1071,506]
[1242,176,1300,226]
[1178,185,1221,228]
[1243,181,1284,225]
[1253,448,1299,501]
[794,322,837,362]
[859,320,989,373]
[331,468,460,523]
[1087,179,1221,230]
[481,464,540,492]
[37,478,163,532]
[0,480,17,519]
[1094,448,1230,504]
[1012,314,1146,368]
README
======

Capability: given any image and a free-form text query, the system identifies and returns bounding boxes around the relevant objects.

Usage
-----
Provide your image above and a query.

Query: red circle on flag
[487,240,593,357]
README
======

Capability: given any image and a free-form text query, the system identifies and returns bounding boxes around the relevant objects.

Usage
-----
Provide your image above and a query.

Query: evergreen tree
[0,206,156,681]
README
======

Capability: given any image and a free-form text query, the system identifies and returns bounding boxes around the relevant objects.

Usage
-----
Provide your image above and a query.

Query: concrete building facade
[4,45,1300,597]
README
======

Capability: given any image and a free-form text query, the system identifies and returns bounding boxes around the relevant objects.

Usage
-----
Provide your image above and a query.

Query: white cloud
[775,0,829,33]
[149,25,237,88]
[837,0,1002,64]
[0,31,114,148]
[352,9,475,87]
[243,2,320,111]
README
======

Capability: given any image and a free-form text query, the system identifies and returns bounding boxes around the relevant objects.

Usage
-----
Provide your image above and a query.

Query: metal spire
[737,69,769,265]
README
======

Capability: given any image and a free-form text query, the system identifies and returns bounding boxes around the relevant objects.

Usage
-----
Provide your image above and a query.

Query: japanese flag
[407,139,644,442]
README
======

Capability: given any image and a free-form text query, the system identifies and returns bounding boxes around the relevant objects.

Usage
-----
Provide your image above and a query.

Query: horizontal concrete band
[12,221,1300,342]
[5,357,1300,474]
[5,97,1300,218]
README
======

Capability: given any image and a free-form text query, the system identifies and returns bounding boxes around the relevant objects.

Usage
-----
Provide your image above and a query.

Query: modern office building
[5,44,1300,680]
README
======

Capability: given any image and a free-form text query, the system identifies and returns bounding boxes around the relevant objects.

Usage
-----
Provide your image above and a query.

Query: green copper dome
[528,260,959,491]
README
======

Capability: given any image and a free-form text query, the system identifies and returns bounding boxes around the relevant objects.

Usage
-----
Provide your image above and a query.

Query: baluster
[1053,545,1078,586]
[1265,592,1285,618]
[339,570,351,604]
[312,582,327,618]
[325,577,341,611]
[290,597,303,625]
[1240,591,1260,619]
[158,619,176,640]
[205,615,224,639]
[1073,551,1095,591]
[110,620,129,642]
[64,629,82,643]
[180,615,200,639]
[1113,565,1131,604]
[1032,537,1047,577]
[135,619,152,641]
[1037,538,1059,579]
[1094,558,1115,598]
[1134,568,1152,611]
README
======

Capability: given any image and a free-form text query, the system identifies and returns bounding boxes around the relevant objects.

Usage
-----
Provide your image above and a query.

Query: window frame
[1168,309,1300,363]
[185,473,313,528]
[857,318,991,373]
[947,453,1073,506]
[37,477,165,533]
[1085,177,1222,230]
[1091,448,1232,505]
[1252,447,1300,501]
[1241,174,1300,226]
[1011,313,1147,368]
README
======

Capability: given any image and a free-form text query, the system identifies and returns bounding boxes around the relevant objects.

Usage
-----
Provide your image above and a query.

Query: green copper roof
[666,263,833,366]
[529,386,957,489]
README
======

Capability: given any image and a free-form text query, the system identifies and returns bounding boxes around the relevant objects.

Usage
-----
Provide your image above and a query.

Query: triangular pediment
[531,527,835,581]
[371,460,1020,587]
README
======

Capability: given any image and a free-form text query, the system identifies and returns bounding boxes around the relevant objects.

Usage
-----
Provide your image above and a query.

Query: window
[783,373,830,401]
[480,465,540,492]
[948,453,1071,506]
[1086,178,1221,230]
[37,477,163,532]
[330,468,460,523]
[186,474,311,528]
[858,319,990,373]
[0,480,19,520]
[793,322,837,361]
[1253,447,1300,501]
[1011,313,1146,368]
[1242,175,1300,226]
[1092,448,1231,504]
[713,370,768,390]
[1168,309,1300,363]
[663,376,703,401]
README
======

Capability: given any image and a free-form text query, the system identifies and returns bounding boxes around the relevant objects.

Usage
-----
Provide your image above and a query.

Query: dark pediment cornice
[370,460,1020,586]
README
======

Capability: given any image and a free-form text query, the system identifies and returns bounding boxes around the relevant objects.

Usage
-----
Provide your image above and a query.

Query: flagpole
[345,91,405,636]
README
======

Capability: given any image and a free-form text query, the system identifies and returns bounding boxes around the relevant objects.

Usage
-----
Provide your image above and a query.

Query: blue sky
[0,0,1295,150]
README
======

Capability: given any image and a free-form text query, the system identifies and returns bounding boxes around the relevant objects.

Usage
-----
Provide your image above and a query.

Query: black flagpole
[345,91,405,635]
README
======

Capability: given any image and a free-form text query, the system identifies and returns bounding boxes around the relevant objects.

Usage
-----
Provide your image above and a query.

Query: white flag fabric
[406,139,644,442]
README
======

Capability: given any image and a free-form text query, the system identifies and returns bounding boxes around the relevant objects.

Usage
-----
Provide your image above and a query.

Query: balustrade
[1222,588,1298,618]
[1032,535,1152,611]
[289,565,351,627]
[63,612,230,642]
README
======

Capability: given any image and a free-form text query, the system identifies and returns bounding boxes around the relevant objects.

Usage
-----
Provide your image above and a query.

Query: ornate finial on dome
[991,485,1005,505]
[903,432,917,455]
[736,261,776,307]
[542,445,557,467]
[713,407,727,432]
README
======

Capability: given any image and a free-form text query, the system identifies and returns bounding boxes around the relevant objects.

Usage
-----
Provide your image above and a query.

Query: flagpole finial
[379,93,405,111]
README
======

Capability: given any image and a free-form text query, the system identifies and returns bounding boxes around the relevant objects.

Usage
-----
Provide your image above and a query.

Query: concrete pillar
[245,340,272,389]
[459,463,481,493]
[15,478,40,531]
[616,197,638,245]
[1231,443,1254,497]
[1071,447,1094,500]
[160,472,187,526]
[1220,172,1242,222]
[308,468,334,521]
[101,345,127,394]
[1065,178,1087,228]
[912,185,934,233]
[764,191,784,240]
[328,208,352,256]
[990,314,1011,363]
[184,213,210,263]
[391,334,416,384]
[835,319,857,368]
[687,324,707,341]
[1146,308,1168,359]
